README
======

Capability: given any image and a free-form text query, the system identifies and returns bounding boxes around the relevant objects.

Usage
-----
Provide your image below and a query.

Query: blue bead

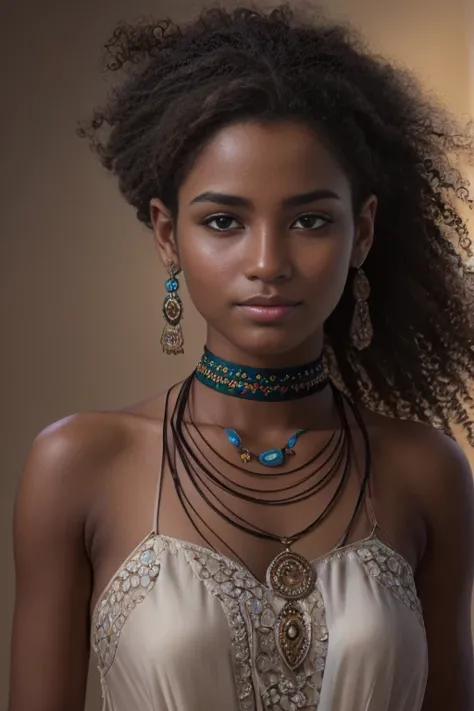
[259,449,285,467]
[225,428,241,448]
[166,278,179,293]
[287,429,305,448]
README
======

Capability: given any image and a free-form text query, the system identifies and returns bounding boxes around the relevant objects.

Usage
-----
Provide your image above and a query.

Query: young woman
[9,5,474,711]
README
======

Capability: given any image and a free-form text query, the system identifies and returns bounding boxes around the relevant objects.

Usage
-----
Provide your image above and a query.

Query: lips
[238,295,301,307]
[236,295,301,322]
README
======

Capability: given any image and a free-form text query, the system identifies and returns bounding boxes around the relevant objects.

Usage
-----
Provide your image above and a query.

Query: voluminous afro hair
[79,3,474,441]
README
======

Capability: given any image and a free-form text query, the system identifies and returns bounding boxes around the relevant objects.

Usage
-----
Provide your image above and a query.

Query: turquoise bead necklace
[225,427,306,467]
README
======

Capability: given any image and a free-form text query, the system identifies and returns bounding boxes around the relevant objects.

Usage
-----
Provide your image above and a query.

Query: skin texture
[9,120,474,711]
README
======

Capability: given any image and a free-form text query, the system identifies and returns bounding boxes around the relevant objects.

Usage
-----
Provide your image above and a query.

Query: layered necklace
[162,349,371,670]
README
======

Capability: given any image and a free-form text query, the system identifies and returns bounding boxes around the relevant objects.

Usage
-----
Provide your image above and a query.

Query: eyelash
[202,212,332,233]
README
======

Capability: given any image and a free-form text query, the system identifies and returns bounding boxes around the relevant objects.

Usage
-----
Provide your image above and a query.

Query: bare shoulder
[363,408,474,539]
[363,416,474,708]
[30,389,171,468]
[10,393,173,711]
[18,390,172,522]
[377,412,471,492]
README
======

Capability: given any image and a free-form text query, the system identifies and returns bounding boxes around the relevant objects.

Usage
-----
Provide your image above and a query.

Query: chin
[206,315,323,362]
[232,329,313,358]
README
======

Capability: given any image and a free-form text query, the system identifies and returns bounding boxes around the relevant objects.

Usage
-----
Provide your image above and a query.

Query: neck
[204,331,324,370]
[190,378,336,434]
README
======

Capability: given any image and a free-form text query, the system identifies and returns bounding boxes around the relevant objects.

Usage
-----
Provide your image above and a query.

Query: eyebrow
[189,189,341,208]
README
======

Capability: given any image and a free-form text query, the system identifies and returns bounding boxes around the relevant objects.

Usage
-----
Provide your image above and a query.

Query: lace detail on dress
[247,585,329,710]
[180,541,329,711]
[181,545,258,710]
[355,541,423,625]
[92,533,162,675]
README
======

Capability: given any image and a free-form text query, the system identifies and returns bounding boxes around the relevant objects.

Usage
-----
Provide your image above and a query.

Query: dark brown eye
[204,214,241,232]
[292,214,329,230]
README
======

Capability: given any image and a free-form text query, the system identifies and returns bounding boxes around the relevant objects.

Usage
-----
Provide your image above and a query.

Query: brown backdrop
[1,0,472,708]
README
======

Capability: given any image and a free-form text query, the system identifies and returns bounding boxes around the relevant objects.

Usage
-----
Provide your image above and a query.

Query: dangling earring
[161,261,184,355]
[350,266,373,350]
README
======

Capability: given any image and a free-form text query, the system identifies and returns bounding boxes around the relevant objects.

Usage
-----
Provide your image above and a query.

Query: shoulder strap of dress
[335,390,375,547]
[152,386,172,534]
[364,476,379,535]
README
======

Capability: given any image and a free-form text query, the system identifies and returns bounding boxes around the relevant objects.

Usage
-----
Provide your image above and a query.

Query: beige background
[1,0,473,708]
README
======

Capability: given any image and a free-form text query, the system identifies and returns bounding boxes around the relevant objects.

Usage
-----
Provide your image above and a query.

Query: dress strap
[152,387,172,534]
[364,478,379,536]
[335,390,374,548]
[364,475,397,548]
[344,394,392,544]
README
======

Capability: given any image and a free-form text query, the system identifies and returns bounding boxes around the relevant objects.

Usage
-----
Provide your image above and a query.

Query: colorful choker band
[195,348,328,402]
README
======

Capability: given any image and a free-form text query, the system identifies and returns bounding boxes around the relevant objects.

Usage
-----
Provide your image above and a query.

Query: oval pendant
[258,449,285,467]
[266,549,316,600]
[163,294,182,326]
[276,602,312,670]
[225,428,241,447]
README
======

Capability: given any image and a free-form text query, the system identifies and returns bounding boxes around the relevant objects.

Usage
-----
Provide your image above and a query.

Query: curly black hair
[79,3,474,441]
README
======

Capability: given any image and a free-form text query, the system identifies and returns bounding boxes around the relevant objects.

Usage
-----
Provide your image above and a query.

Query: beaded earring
[350,267,373,350]
[160,261,184,355]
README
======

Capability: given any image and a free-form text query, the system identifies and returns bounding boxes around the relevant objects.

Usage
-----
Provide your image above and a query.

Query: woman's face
[151,120,376,366]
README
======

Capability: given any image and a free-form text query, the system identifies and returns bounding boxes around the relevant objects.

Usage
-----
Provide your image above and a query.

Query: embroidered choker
[195,348,328,402]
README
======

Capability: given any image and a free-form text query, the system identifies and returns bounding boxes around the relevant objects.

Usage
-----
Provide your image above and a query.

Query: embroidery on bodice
[181,540,329,711]
[353,541,423,626]
[92,533,423,710]
[92,533,161,675]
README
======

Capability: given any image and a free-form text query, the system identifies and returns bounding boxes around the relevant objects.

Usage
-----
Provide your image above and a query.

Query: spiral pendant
[266,547,316,600]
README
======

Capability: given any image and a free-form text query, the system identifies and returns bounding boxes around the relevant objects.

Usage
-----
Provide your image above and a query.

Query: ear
[150,198,180,271]
[351,194,377,268]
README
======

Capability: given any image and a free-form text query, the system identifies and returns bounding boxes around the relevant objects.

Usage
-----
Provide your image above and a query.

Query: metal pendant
[275,602,312,670]
[163,294,182,326]
[160,323,184,355]
[266,548,316,601]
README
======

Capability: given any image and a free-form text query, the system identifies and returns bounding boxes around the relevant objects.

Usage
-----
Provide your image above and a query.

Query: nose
[243,223,293,283]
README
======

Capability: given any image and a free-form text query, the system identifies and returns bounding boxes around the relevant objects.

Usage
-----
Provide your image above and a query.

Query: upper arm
[414,433,474,711]
[9,418,93,711]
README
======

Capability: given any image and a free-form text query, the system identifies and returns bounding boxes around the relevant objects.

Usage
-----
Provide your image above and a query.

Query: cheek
[300,238,352,304]
[179,241,230,313]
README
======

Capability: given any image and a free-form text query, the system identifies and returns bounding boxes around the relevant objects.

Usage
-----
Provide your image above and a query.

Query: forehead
[180,120,352,202]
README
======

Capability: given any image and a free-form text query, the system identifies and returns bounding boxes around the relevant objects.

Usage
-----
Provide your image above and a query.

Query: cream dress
[92,481,428,711]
